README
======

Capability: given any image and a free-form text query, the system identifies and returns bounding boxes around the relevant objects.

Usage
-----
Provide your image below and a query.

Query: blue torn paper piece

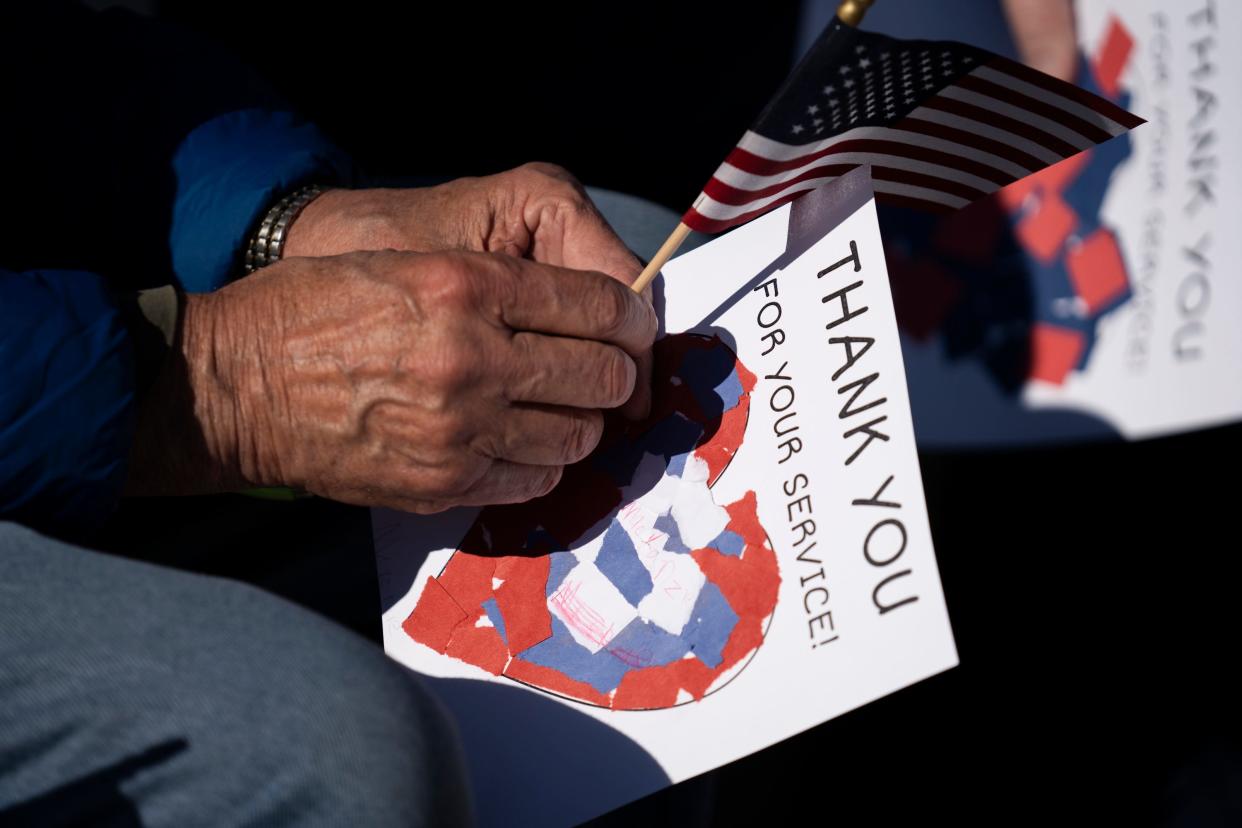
[681,582,739,669]
[606,618,691,670]
[683,346,742,415]
[594,523,653,606]
[517,617,632,695]
[653,511,692,555]
[481,597,508,645]
[665,449,690,479]
[708,529,745,558]
[545,552,578,599]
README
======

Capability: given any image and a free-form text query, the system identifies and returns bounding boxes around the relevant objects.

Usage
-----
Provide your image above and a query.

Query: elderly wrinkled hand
[128,249,657,512]
[281,162,652,419]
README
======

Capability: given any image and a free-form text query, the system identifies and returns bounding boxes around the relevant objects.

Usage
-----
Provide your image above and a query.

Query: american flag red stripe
[683,42,1144,235]
[987,55,1143,129]
[953,74,1114,144]
[919,95,1082,157]
[895,117,1047,173]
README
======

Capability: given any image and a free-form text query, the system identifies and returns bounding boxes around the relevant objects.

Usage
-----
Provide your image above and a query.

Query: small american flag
[683,16,1144,233]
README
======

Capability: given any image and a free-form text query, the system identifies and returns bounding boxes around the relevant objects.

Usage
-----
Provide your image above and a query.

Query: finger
[549,202,644,289]
[1002,0,1077,81]
[619,277,654,419]
[513,163,643,286]
[507,332,637,409]
[455,460,564,507]
[484,404,604,466]
[618,346,653,420]
[483,256,657,357]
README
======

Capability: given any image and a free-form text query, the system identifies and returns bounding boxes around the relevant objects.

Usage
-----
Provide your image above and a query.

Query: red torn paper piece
[1092,15,1134,99]
[715,616,765,677]
[402,577,468,653]
[693,493,780,621]
[493,554,537,582]
[997,178,1037,213]
[612,656,716,710]
[700,357,757,486]
[1034,149,1091,197]
[1067,227,1128,315]
[1016,192,1076,265]
[437,552,497,612]
[505,657,611,708]
[445,620,509,676]
[493,555,553,653]
[999,149,1090,219]
[1029,323,1085,385]
[612,669,680,709]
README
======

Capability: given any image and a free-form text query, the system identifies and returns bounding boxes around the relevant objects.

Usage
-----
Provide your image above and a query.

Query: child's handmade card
[373,167,958,826]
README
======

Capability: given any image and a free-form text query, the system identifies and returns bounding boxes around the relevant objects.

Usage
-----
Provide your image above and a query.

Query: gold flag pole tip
[836,0,875,27]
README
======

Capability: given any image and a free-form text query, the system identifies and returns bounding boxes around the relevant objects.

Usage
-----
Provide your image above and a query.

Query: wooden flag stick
[630,222,692,294]
[629,0,875,295]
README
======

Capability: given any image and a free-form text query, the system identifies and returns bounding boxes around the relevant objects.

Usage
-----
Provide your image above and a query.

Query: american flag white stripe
[971,64,1131,137]
[879,106,1064,165]
[872,179,969,208]
[935,85,1097,151]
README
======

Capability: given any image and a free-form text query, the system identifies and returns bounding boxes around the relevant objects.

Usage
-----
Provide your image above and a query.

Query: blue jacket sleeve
[0,4,356,534]
[0,269,135,538]
[170,109,352,293]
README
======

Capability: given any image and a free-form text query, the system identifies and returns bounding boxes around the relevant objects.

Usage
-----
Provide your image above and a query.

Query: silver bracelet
[243,184,328,274]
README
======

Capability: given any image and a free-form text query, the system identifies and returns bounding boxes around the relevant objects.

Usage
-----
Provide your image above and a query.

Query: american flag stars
[792,39,968,135]
[682,17,1144,234]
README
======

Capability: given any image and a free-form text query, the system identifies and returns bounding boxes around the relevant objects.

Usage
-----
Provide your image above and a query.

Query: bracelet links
[243,184,327,274]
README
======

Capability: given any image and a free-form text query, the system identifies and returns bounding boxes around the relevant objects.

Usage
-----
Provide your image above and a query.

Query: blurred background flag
[681,14,1145,234]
